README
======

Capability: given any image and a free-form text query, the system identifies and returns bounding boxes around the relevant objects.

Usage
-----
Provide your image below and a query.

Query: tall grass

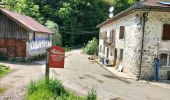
[26,79,87,100]
[0,64,12,78]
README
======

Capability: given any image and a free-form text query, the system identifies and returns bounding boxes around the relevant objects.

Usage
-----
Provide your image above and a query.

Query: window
[162,24,170,40]
[119,26,125,39]
[160,53,170,67]
[103,46,105,53]
[99,45,102,52]
[33,32,36,42]
[120,49,124,61]
[106,48,109,58]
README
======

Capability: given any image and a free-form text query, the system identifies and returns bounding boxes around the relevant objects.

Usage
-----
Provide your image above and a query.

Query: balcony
[103,37,114,46]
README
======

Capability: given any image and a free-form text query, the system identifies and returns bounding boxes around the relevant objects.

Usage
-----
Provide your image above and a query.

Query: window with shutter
[119,26,125,39]
[162,24,170,40]
[112,30,115,43]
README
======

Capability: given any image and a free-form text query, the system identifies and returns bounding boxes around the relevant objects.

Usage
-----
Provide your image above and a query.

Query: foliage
[0,87,6,94]
[45,20,62,46]
[0,0,135,47]
[0,54,8,61]
[26,79,87,100]
[87,88,97,100]
[0,64,12,78]
[84,37,98,55]
[64,46,72,52]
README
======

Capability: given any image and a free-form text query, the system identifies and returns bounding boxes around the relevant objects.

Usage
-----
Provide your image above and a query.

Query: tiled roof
[97,0,170,28]
[0,8,53,34]
[143,0,170,7]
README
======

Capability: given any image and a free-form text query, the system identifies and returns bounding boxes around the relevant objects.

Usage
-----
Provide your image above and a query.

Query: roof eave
[96,3,170,28]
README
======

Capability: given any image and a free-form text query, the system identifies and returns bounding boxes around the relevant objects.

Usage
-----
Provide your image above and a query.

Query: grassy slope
[26,79,87,100]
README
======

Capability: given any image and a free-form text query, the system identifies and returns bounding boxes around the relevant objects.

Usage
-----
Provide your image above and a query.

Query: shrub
[87,88,97,100]
[83,37,98,55]
[26,79,86,100]
[0,54,8,61]
[0,64,12,78]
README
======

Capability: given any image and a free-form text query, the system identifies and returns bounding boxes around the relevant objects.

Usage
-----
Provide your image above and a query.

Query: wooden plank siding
[0,12,28,57]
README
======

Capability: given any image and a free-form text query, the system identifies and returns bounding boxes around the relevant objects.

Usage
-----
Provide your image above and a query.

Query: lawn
[26,79,97,100]
[0,64,12,78]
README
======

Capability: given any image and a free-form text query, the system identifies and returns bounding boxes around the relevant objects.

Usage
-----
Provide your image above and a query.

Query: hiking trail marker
[45,46,65,83]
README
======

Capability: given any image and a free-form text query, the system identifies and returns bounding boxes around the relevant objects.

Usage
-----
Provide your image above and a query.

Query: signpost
[45,46,65,83]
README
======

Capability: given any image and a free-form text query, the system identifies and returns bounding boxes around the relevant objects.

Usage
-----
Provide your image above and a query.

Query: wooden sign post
[45,46,65,83]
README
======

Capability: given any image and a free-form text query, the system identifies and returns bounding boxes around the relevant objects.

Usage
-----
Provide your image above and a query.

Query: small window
[99,45,102,52]
[169,55,170,66]
[162,24,170,40]
[119,26,125,39]
[160,54,168,66]
[120,49,124,60]
[33,32,36,42]
[103,46,105,53]
[160,53,170,67]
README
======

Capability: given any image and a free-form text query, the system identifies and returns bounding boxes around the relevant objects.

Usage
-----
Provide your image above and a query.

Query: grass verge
[0,87,6,94]
[26,79,97,100]
[0,64,12,78]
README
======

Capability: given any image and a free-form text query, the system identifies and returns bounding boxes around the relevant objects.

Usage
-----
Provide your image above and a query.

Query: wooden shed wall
[0,12,29,57]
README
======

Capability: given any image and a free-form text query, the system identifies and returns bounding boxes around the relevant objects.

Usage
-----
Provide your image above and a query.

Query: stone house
[0,8,52,60]
[97,0,170,80]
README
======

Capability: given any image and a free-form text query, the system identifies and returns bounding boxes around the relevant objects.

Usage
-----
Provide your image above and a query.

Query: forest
[0,0,135,47]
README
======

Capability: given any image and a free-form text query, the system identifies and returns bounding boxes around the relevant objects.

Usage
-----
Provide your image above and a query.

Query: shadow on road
[103,74,131,84]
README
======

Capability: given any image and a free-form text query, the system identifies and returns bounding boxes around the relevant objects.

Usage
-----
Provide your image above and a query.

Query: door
[113,48,117,66]
[106,48,109,58]
[15,39,26,57]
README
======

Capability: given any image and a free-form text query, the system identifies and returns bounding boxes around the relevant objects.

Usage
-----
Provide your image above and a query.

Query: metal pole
[138,12,146,80]
[45,48,49,84]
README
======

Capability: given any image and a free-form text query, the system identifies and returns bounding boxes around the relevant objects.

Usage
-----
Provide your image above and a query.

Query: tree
[45,20,62,46]
[0,0,41,22]
[1,0,135,47]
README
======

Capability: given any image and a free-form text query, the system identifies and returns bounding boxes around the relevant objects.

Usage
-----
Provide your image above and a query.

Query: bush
[0,64,12,78]
[87,88,97,100]
[83,37,98,55]
[0,54,8,61]
[26,79,86,100]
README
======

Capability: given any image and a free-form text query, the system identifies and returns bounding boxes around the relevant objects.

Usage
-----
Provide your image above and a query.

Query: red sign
[48,46,65,68]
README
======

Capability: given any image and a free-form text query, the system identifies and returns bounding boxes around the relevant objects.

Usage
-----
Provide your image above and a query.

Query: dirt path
[0,62,43,100]
[50,49,170,100]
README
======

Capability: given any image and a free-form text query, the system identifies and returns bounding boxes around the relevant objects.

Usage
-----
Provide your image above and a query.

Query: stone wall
[99,11,170,80]
[99,12,143,78]
[141,11,170,80]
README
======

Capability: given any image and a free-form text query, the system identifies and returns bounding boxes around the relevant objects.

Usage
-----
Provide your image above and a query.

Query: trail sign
[49,46,65,68]
[45,46,65,84]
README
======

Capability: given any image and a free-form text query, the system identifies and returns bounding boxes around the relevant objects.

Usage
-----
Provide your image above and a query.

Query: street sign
[49,46,65,68]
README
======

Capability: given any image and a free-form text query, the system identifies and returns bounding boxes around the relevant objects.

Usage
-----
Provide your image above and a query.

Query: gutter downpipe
[138,10,150,80]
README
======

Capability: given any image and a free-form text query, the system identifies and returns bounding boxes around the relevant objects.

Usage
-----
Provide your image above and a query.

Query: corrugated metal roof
[96,0,170,28]
[0,8,53,34]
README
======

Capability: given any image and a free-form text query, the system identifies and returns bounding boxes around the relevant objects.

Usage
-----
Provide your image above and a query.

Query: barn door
[15,39,26,57]
[7,39,16,57]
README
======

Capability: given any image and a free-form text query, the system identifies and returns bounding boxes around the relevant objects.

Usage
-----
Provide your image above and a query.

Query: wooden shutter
[119,26,125,39]
[112,29,115,43]
[162,24,170,40]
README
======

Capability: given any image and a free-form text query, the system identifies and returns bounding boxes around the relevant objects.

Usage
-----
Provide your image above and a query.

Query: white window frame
[160,53,170,68]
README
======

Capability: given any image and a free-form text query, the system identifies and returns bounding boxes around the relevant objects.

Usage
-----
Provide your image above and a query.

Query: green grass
[26,79,89,100]
[0,87,6,94]
[0,64,12,78]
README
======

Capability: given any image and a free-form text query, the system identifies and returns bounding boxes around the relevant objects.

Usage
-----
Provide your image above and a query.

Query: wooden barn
[0,8,52,60]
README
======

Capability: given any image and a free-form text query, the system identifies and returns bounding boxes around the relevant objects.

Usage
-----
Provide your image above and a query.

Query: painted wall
[26,32,52,57]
